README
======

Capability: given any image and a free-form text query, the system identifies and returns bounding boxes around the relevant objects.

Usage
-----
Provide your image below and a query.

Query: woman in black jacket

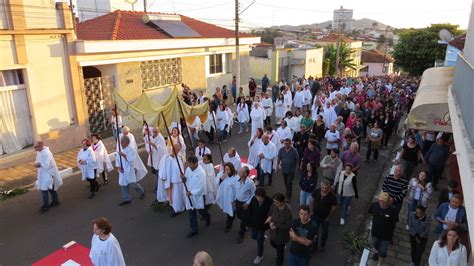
[246,187,273,264]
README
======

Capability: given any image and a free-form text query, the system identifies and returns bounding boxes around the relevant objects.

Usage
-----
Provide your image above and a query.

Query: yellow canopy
[113,86,209,134]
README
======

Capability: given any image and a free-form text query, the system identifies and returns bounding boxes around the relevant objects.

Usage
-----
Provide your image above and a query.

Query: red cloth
[32,242,92,266]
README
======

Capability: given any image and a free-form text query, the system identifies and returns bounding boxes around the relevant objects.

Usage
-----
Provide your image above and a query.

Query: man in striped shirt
[382,165,408,217]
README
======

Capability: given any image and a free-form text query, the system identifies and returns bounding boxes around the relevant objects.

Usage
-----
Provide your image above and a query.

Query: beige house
[250,47,323,83]
[0,2,259,167]
[312,35,363,77]
[0,1,85,167]
[360,50,393,76]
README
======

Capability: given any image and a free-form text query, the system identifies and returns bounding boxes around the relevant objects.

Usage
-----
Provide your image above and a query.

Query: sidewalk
[0,129,144,191]
[364,143,447,266]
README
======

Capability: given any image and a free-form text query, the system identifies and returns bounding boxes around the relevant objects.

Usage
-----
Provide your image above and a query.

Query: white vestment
[216,109,228,131]
[262,97,273,117]
[77,147,96,181]
[284,91,293,110]
[250,107,265,135]
[323,105,337,127]
[275,99,287,120]
[276,127,292,143]
[294,91,305,108]
[195,146,211,162]
[266,131,280,170]
[115,145,147,186]
[236,103,249,123]
[304,89,312,105]
[92,140,113,174]
[35,147,63,191]
[248,137,264,167]
[117,132,137,152]
[223,152,242,172]
[167,135,186,159]
[145,133,167,170]
[259,142,277,174]
[203,111,215,133]
[226,107,234,131]
[289,116,302,135]
[89,233,125,266]
[184,165,207,210]
[199,162,217,205]
[215,174,238,216]
[158,155,185,212]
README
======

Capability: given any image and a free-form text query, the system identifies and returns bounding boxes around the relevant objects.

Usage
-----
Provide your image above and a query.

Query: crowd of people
[32,74,469,266]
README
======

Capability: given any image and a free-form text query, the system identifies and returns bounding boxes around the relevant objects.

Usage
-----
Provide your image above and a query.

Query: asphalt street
[0,125,395,266]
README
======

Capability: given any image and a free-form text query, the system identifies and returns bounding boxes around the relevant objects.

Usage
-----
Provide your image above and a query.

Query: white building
[332,6,353,32]
[74,0,145,22]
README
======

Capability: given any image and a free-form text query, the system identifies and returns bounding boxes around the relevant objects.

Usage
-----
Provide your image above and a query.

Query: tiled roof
[448,34,466,51]
[315,34,359,43]
[361,50,393,63]
[77,10,252,41]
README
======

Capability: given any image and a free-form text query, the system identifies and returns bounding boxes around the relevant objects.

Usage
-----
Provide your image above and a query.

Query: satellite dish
[439,29,453,43]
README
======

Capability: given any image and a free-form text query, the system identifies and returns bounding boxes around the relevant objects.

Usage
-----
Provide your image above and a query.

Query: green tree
[392,23,463,76]
[378,34,387,44]
[250,29,283,44]
[323,42,356,76]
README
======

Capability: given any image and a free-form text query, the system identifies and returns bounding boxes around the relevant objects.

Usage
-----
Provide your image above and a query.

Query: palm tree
[323,42,356,76]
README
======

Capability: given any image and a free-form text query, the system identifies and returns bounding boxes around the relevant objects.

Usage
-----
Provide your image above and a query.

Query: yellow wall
[116,61,142,101]
[23,0,61,29]
[0,36,16,68]
[250,57,272,82]
[182,56,206,90]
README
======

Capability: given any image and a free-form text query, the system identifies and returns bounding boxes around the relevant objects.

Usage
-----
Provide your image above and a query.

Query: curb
[17,144,147,193]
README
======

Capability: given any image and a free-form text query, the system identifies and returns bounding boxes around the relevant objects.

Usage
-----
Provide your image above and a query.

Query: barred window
[140,58,182,90]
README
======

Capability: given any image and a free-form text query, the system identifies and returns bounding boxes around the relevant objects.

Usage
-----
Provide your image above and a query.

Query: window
[0,69,24,87]
[209,54,223,74]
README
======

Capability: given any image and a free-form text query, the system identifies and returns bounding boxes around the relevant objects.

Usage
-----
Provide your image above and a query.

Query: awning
[406,66,454,132]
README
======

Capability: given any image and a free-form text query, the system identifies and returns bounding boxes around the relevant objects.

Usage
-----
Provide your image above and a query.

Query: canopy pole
[114,103,123,171]
[143,119,153,170]
[176,97,195,155]
[160,112,193,208]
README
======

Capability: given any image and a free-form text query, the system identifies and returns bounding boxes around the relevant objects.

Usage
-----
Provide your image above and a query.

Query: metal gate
[83,76,114,135]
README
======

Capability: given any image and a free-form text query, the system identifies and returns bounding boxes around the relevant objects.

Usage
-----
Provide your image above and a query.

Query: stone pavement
[363,144,447,266]
[0,129,144,191]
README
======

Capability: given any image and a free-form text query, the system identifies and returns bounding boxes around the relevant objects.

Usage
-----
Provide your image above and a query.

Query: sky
[144,0,473,30]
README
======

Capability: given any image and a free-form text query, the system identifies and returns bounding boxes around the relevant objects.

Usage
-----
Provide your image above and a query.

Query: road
[0,126,395,266]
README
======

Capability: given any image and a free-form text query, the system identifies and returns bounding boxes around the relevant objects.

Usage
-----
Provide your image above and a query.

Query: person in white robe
[250,102,265,136]
[159,143,186,214]
[115,135,147,206]
[294,87,305,109]
[323,102,337,129]
[274,93,287,124]
[248,128,264,170]
[92,134,113,184]
[167,127,186,162]
[34,141,62,212]
[236,98,249,133]
[276,121,292,146]
[203,110,216,143]
[216,162,238,231]
[265,127,281,177]
[225,105,234,137]
[289,109,303,136]
[257,134,277,186]
[199,154,217,206]
[195,139,211,162]
[145,127,167,173]
[187,116,202,146]
[90,217,125,266]
[184,156,211,237]
[261,93,273,126]
[77,139,98,199]
[216,104,229,142]
[283,89,293,111]
[303,86,312,109]
[111,108,123,141]
[117,126,137,152]
[223,147,242,172]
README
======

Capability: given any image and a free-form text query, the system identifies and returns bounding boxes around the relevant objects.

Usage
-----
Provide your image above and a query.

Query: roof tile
[77,10,252,41]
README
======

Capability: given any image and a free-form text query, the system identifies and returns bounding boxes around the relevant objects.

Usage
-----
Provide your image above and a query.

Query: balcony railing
[453,54,474,147]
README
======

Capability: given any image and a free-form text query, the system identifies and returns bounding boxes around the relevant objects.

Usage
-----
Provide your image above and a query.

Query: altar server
[77,139,98,199]
[35,141,62,213]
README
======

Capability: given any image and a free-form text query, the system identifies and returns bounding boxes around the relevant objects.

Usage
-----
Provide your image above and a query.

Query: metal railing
[453,54,474,147]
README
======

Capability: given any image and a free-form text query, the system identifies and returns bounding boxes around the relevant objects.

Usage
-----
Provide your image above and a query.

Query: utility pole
[144,0,147,12]
[235,0,240,99]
